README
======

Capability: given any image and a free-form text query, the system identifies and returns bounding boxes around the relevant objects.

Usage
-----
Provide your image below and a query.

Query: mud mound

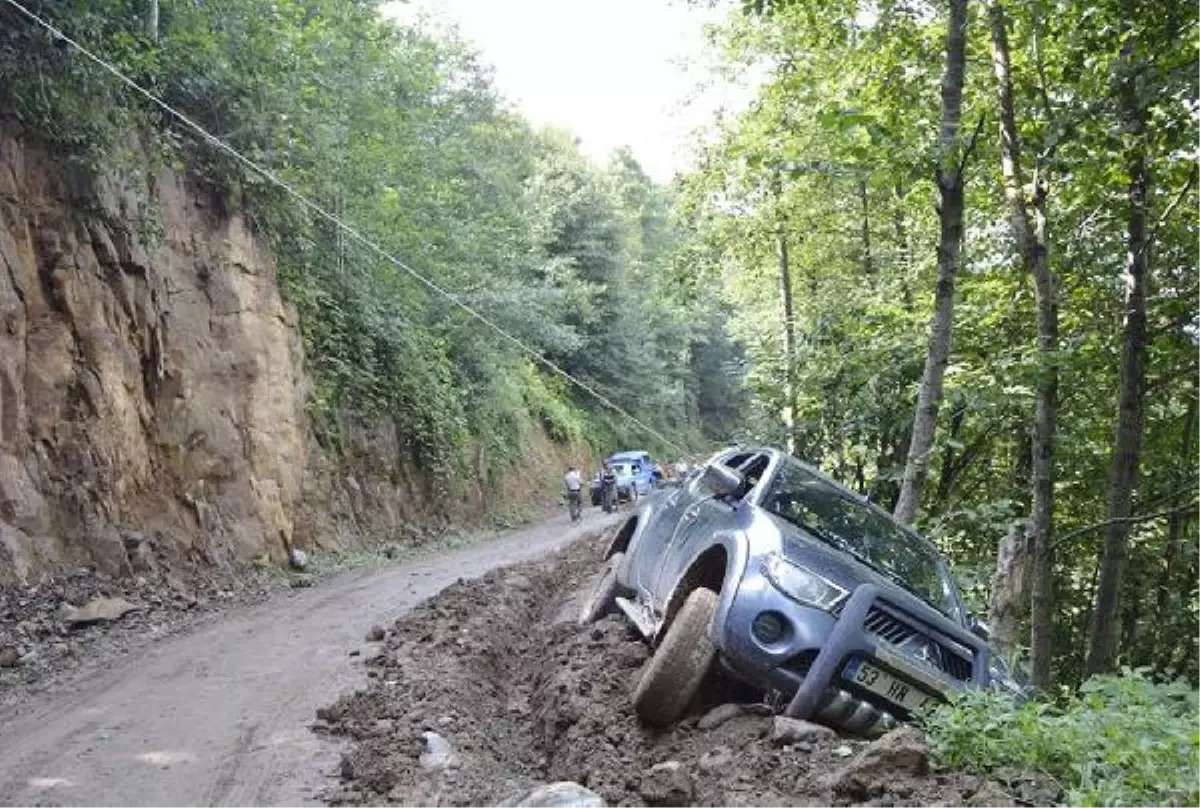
[317,533,980,806]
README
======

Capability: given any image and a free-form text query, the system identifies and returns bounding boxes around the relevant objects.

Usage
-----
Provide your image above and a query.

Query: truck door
[647,451,768,607]
[631,449,745,598]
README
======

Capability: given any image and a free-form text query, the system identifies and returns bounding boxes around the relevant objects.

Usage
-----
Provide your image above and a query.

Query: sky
[382,0,754,183]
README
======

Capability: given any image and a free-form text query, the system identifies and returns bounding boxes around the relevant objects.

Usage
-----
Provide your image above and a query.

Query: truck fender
[655,529,749,645]
[604,496,660,560]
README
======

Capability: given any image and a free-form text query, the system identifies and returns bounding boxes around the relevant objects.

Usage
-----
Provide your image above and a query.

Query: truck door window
[734,454,770,500]
[723,452,752,469]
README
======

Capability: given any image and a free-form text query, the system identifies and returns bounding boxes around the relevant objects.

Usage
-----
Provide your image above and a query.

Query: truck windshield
[762,458,959,618]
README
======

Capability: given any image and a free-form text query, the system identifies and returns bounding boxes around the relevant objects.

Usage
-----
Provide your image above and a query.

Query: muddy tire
[631,587,717,727]
[579,552,623,625]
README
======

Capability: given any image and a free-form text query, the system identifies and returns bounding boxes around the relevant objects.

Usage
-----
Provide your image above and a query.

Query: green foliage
[923,670,1200,807]
[686,0,1198,684]
[520,364,587,446]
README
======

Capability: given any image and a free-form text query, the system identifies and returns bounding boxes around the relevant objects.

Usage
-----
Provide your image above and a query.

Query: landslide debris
[317,534,982,806]
[0,560,285,705]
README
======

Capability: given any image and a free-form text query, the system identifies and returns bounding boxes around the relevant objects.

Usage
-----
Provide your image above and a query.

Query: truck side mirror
[700,464,743,499]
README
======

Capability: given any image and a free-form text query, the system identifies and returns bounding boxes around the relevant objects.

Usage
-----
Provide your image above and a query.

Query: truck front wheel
[579,552,624,625]
[631,587,717,727]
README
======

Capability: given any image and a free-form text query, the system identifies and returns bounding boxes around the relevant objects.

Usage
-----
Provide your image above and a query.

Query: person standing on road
[564,465,583,522]
[600,459,617,514]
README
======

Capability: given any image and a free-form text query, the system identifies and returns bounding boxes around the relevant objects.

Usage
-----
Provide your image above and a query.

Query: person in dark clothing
[600,459,617,514]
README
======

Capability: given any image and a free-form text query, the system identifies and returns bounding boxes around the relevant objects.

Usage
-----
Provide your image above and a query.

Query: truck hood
[764,511,960,625]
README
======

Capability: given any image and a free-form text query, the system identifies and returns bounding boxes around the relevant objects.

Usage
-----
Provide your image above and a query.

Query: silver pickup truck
[580,445,1023,735]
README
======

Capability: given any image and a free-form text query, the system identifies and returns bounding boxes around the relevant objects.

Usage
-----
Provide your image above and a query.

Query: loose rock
[418,731,457,770]
[698,746,735,772]
[60,596,140,626]
[966,780,1018,807]
[830,725,929,799]
[639,761,693,807]
[697,702,745,731]
[365,625,386,642]
[0,646,20,668]
[498,781,606,807]
[289,548,309,571]
[771,715,837,746]
[123,533,156,574]
[992,766,1064,805]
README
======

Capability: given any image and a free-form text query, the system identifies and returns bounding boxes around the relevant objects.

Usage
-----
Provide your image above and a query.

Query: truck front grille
[863,605,973,682]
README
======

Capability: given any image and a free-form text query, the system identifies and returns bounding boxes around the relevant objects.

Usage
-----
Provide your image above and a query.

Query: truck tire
[579,552,624,625]
[631,587,717,727]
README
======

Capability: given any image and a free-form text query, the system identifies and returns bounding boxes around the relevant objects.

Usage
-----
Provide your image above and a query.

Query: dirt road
[0,510,620,807]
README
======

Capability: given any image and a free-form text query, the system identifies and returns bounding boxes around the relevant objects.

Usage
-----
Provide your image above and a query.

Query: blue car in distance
[590,450,660,505]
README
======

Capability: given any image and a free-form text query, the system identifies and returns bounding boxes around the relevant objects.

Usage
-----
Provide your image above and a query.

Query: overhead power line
[2,0,687,454]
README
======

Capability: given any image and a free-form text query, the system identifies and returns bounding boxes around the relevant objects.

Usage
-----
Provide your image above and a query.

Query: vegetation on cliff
[0,0,747,505]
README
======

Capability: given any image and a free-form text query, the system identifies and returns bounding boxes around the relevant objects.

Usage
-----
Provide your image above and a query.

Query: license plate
[843,658,937,712]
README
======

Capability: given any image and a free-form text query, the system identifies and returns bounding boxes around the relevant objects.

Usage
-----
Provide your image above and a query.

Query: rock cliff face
[0,132,309,585]
[0,130,582,586]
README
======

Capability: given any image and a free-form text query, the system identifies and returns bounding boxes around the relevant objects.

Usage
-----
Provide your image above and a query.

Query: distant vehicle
[580,445,1027,735]
[590,451,659,505]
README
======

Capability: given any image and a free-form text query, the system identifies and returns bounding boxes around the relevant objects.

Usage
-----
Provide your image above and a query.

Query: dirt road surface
[0,510,621,807]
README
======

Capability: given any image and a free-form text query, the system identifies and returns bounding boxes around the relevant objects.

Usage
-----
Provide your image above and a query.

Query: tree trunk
[859,179,874,276]
[1085,29,1149,675]
[776,229,799,457]
[988,520,1032,655]
[935,400,966,506]
[147,0,159,42]
[988,0,1059,689]
[893,0,969,527]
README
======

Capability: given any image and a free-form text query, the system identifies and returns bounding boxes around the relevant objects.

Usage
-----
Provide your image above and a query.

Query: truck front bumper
[716,573,991,736]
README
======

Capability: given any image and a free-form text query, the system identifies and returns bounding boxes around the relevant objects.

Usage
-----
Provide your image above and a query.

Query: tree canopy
[682,0,1198,687]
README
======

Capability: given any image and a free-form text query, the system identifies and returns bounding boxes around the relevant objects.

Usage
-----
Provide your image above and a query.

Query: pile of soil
[317,533,983,806]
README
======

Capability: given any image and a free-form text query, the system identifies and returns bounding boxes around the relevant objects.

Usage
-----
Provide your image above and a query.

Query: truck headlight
[762,553,848,612]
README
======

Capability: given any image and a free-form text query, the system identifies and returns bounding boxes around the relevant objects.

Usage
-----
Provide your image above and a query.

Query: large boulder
[830,725,929,799]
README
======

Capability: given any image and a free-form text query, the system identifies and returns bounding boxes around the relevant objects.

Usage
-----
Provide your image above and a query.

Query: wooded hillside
[0,0,748,492]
